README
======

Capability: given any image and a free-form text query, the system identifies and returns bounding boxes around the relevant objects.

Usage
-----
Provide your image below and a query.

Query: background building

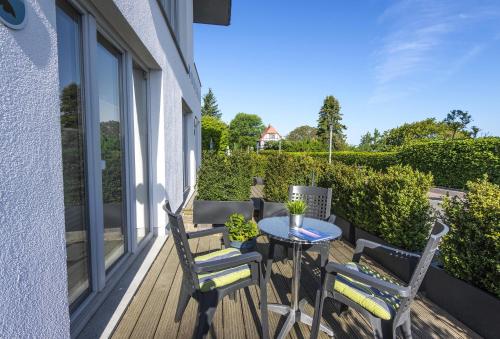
[259,124,282,149]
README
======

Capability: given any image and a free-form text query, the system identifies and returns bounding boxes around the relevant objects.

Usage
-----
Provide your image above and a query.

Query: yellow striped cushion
[333,262,401,320]
[195,248,251,292]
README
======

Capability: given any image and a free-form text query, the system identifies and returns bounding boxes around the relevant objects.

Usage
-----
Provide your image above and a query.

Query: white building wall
[0,0,202,337]
[113,0,201,233]
[0,1,71,338]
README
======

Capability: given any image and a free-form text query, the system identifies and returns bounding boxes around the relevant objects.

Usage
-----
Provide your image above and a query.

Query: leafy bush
[440,177,500,297]
[286,200,308,215]
[264,154,325,202]
[318,162,433,251]
[197,151,253,201]
[398,137,500,189]
[264,139,327,152]
[225,213,259,242]
[201,115,229,151]
[259,150,398,171]
[250,152,267,178]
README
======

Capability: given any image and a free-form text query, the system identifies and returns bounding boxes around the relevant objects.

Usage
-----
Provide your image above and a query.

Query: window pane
[96,35,127,271]
[132,66,149,244]
[182,112,190,190]
[56,0,90,308]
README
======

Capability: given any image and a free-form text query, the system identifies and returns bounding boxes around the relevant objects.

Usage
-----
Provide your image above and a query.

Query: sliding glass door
[56,0,91,309]
[56,0,152,315]
[96,34,127,271]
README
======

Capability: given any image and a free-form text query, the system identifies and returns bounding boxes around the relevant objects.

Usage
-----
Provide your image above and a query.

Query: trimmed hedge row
[197,151,253,201]
[264,154,434,251]
[263,153,325,202]
[259,150,398,171]
[398,138,500,189]
[441,177,500,297]
[261,137,500,189]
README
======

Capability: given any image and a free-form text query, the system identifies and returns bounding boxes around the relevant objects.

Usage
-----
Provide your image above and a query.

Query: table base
[268,299,333,338]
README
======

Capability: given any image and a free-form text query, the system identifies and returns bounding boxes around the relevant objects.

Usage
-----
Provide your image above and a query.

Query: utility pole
[328,122,333,164]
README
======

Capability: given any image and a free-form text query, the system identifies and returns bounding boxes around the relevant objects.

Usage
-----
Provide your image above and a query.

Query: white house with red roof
[259,124,283,149]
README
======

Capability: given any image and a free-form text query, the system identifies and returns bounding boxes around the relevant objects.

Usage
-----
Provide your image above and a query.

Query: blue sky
[194,0,500,145]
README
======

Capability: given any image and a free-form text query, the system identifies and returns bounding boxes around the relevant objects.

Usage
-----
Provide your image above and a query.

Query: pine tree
[317,95,346,149]
[201,88,221,119]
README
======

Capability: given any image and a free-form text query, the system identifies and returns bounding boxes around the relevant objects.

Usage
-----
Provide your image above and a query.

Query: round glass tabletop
[258,216,342,244]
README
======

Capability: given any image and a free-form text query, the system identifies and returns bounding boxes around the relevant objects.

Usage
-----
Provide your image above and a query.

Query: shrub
[225,213,259,242]
[319,162,434,251]
[250,152,267,178]
[197,151,253,201]
[259,150,398,171]
[201,115,229,151]
[440,177,500,297]
[264,154,325,202]
[398,137,500,189]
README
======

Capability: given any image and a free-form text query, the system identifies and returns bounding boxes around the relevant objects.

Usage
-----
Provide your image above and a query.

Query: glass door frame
[61,0,155,331]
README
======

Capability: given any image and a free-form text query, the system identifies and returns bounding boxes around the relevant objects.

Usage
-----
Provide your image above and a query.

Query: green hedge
[318,162,434,251]
[250,152,267,178]
[398,138,500,189]
[441,177,500,297]
[197,151,253,201]
[263,153,325,202]
[259,150,398,171]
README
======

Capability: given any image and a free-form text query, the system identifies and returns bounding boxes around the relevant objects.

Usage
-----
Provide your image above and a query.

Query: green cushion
[195,248,251,292]
[333,262,401,320]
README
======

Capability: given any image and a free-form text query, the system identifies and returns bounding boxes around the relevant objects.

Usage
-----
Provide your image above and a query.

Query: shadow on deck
[111,234,479,339]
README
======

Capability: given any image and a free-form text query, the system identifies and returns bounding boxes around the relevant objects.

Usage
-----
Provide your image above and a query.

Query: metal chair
[164,202,269,339]
[310,221,449,339]
[263,185,334,312]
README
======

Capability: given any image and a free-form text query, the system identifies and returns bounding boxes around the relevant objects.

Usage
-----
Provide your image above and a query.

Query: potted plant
[286,200,307,228]
[194,151,254,225]
[225,213,260,251]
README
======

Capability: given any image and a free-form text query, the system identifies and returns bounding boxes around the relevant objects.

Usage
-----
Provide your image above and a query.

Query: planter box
[423,265,500,339]
[230,238,257,253]
[354,227,417,284]
[333,215,355,245]
[259,199,287,221]
[193,200,254,225]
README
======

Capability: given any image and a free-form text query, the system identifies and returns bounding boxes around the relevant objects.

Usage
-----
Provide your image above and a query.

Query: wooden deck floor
[112,236,479,339]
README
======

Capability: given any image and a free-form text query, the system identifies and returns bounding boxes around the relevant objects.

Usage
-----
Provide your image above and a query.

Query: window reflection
[56,0,91,308]
[97,35,127,271]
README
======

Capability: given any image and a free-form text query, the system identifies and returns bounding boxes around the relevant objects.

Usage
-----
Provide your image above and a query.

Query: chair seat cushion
[333,262,401,320]
[195,248,251,292]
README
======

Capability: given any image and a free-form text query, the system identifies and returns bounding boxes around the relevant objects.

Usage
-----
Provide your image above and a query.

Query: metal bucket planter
[289,214,304,228]
[193,200,254,225]
[229,238,257,252]
[423,265,500,339]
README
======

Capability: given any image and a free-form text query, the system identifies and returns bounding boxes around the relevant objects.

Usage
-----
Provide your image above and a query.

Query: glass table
[258,216,342,339]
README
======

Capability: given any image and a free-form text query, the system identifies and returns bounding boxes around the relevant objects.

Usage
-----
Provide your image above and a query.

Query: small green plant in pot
[224,213,260,251]
[286,200,308,228]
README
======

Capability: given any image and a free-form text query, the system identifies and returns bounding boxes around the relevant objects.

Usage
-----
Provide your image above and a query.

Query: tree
[444,110,472,139]
[316,95,347,150]
[383,118,463,147]
[228,113,265,150]
[287,125,318,141]
[201,88,221,119]
[201,115,228,151]
[471,126,481,139]
[358,128,384,151]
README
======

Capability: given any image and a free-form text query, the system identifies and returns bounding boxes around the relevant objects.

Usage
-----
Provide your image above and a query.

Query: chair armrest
[325,215,336,224]
[193,251,262,274]
[187,227,230,247]
[187,227,228,239]
[353,238,420,263]
[325,262,410,297]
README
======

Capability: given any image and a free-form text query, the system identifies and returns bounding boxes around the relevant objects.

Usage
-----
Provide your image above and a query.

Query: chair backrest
[288,185,332,220]
[395,221,449,320]
[163,202,198,289]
